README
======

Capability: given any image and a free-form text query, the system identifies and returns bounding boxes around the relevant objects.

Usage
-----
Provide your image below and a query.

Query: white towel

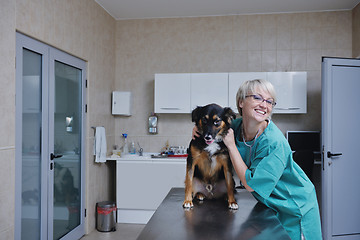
[93,126,107,163]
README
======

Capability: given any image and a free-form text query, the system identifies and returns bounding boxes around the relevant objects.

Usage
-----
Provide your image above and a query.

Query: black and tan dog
[183,104,238,210]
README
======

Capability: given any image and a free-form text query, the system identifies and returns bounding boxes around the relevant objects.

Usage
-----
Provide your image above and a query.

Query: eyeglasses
[245,94,276,107]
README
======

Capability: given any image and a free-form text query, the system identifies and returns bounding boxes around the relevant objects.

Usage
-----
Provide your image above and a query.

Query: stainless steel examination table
[137,188,290,240]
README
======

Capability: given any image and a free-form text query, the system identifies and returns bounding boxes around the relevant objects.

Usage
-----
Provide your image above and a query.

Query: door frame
[15,32,86,240]
[321,57,360,240]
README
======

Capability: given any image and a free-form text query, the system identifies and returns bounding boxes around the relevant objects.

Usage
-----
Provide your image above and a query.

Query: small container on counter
[129,141,136,154]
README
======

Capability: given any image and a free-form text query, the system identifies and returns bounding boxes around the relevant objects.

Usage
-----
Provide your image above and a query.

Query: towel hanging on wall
[93,126,107,163]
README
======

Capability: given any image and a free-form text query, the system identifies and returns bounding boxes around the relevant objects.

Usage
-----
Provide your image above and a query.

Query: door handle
[50,153,63,160]
[327,151,342,158]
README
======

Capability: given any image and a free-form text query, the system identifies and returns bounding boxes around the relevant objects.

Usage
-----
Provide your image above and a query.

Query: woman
[194,79,322,240]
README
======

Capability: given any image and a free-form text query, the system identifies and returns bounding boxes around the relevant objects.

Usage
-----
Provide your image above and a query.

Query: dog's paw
[195,193,205,201]
[183,201,194,209]
[228,202,239,210]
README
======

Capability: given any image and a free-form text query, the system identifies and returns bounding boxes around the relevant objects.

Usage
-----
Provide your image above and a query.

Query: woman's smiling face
[239,87,274,123]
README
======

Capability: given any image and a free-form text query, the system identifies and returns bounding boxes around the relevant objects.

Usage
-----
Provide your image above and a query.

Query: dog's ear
[223,107,236,124]
[191,106,202,123]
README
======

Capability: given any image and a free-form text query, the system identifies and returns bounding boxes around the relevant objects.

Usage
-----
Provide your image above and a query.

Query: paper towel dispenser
[112,91,132,116]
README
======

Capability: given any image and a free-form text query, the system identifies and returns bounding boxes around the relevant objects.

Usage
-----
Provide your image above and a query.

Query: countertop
[137,187,290,240]
[106,153,186,162]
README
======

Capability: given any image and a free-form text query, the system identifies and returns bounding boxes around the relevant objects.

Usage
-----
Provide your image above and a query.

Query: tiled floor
[81,224,145,240]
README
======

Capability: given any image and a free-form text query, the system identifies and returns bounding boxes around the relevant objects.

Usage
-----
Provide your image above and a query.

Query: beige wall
[0,0,116,237]
[114,11,353,153]
[353,3,360,57]
[0,0,16,238]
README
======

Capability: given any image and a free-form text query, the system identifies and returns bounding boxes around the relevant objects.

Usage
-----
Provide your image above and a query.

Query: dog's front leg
[223,165,238,210]
[183,167,195,209]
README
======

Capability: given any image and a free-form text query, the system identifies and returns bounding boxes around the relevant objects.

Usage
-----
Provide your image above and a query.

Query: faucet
[137,142,143,156]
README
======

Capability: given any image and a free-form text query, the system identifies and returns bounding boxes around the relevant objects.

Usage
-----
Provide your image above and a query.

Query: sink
[150,153,168,158]
[119,152,157,158]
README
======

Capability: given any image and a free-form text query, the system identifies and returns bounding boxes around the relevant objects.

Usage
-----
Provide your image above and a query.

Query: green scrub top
[232,118,322,240]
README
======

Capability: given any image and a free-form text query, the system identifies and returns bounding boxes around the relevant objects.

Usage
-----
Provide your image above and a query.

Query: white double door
[15,33,86,240]
[322,57,360,239]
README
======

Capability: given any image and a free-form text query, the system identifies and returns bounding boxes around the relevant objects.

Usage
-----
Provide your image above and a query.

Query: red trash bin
[96,201,116,232]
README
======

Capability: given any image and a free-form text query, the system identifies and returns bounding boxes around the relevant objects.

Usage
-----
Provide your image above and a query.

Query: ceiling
[95,0,360,20]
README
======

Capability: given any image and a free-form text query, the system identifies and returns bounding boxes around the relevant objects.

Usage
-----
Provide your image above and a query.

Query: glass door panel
[21,49,42,240]
[53,61,82,239]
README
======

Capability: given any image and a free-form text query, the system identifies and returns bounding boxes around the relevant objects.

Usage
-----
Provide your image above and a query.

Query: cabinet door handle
[274,107,300,110]
[327,151,342,158]
[160,107,181,110]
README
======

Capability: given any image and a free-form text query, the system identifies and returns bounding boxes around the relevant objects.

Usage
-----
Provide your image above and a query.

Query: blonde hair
[236,79,277,116]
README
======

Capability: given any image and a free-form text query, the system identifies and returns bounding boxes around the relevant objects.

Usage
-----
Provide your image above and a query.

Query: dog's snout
[204,135,212,141]
[204,134,215,145]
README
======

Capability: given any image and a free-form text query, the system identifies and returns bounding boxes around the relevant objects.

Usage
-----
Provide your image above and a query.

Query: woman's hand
[223,128,236,148]
[192,126,200,140]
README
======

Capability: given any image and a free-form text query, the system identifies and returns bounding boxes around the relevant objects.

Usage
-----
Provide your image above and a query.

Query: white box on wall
[112,91,132,116]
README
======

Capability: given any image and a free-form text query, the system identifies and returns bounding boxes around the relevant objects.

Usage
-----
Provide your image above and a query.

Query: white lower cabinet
[115,158,186,224]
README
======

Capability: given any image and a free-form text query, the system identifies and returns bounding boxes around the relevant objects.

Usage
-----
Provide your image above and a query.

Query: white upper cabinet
[267,72,307,114]
[190,73,229,110]
[228,72,267,114]
[154,73,191,113]
[154,72,307,114]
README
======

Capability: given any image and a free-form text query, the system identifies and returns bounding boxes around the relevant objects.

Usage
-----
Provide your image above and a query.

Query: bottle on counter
[129,141,136,154]
[122,134,129,155]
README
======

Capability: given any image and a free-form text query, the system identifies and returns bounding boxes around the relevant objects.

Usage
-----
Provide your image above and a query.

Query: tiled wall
[114,11,353,153]
[0,0,116,236]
